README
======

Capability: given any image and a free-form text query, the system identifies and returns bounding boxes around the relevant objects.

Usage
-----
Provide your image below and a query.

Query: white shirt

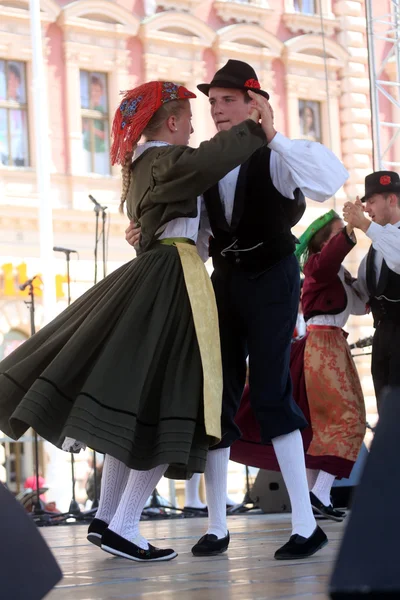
[216,132,349,225]
[307,266,367,328]
[353,220,400,303]
[133,135,349,262]
[134,141,203,251]
[198,133,348,259]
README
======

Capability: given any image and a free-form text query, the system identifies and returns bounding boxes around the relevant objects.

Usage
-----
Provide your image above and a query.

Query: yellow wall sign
[1,263,68,299]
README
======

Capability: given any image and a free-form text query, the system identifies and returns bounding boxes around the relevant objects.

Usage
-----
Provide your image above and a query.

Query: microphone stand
[53,247,80,516]
[228,466,259,514]
[88,195,108,508]
[20,276,52,524]
[89,195,108,284]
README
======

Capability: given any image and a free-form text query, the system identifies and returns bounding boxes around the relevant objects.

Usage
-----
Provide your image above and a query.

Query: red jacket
[301,228,355,322]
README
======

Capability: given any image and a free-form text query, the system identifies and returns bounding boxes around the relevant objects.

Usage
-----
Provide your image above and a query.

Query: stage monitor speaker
[0,483,62,600]
[329,387,400,599]
[250,469,291,513]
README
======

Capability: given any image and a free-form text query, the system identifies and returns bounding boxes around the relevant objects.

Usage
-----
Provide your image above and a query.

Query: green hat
[295,209,340,271]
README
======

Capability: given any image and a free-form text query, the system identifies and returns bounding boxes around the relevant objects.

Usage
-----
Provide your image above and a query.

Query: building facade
[0,0,392,507]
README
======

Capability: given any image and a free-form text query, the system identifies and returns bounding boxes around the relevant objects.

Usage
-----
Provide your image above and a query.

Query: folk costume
[231,211,367,520]
[194,60,348,559]
[353,171,400,413]
[198,62,349,449]
[0,81,272,561]
[0,82,270,471]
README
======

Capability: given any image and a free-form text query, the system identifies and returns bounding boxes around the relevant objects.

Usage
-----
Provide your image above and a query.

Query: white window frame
[58,0,139,187]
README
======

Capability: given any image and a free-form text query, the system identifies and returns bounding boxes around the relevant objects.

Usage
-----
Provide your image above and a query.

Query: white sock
[95,455,129,524]
[185,473,206,508]
[272,430,317,538]
[306,468,319,491]
[204,448,229,539]
[311,470,336,507]
[108,464,167,549]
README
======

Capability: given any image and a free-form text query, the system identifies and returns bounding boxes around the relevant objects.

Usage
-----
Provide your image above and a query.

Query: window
[294,0,316,15]
[299,100,322,143]
[0,60,29,167]
[80,71,110,176]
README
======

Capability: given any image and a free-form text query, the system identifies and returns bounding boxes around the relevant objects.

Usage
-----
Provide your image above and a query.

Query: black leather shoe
[184,506,208,514]
[101,529,177,562]
[274,525,328,560]
[191,532,230,556]
[310,492,344,522]
[87,518,108,547]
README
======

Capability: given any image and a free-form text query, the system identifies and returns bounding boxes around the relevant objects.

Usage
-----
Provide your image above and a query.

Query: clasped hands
[343,197,371,233]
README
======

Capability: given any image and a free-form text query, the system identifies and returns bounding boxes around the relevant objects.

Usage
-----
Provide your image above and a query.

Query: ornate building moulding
[0,0,58,59]
[283,12,337,36]
[58,0,140,39]
[215,23,283,59]
[213,0,274,25]
[155,0,203,11]
[0,0,60,25]
[285,73,341,99]
[283,34,349,74]
[142,53,206,81]
[140,11,216,50]
[283,0,336,35]
[140,12,215,82]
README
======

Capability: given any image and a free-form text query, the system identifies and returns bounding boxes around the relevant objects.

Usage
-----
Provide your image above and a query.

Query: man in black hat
[125,60,348,560]
[192,59,348,560]
[344,171,400,414]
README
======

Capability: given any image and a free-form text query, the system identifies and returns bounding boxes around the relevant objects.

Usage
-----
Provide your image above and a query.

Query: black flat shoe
[191,532,230,556]
[184,506,208,514]
[101,529,177,562]
[310,492,344,522]
[274,525,328,560]
[87,518,108,547]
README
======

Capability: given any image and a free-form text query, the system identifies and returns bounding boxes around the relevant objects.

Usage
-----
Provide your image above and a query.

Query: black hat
[361,170,400,202]
[197,59,269,100]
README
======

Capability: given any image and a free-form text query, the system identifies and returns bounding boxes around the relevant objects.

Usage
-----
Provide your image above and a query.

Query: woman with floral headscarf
[0,81,271,561]
[231,210,367,521]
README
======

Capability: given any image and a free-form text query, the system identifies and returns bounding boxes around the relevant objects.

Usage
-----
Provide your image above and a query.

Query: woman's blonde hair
[119,99,187,214]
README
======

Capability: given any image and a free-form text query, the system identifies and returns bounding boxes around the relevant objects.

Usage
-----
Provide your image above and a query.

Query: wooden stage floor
[43,513,344,600]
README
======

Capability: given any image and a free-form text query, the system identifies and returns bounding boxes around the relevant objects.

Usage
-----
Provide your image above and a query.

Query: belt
[158,237,195,246]
[307,324,349,338]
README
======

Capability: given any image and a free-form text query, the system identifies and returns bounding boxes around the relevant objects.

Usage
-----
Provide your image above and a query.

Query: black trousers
[211,253,308,450]
[372,321,400,414]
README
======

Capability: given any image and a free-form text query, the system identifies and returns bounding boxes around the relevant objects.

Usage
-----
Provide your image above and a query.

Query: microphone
[53,246,78,254]
[19,275,40,291]
[89,194,107,211]
[89,194,100,207]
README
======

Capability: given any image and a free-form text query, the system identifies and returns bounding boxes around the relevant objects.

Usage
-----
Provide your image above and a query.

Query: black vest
[203,146,305,273]
[366,243,400,326]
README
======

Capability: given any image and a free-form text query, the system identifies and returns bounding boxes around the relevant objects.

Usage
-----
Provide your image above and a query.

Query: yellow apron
[159,238,222,444]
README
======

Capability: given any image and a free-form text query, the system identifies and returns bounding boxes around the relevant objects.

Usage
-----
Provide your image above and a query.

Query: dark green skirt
[0,245,209,479]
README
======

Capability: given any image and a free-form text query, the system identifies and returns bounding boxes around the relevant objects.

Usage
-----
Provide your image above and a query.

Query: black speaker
[0,483,62,600]
[329,387,400,598]
[250,469,291,513]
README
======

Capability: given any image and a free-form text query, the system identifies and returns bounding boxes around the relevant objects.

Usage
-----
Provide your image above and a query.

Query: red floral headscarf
[110,81,196,166]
